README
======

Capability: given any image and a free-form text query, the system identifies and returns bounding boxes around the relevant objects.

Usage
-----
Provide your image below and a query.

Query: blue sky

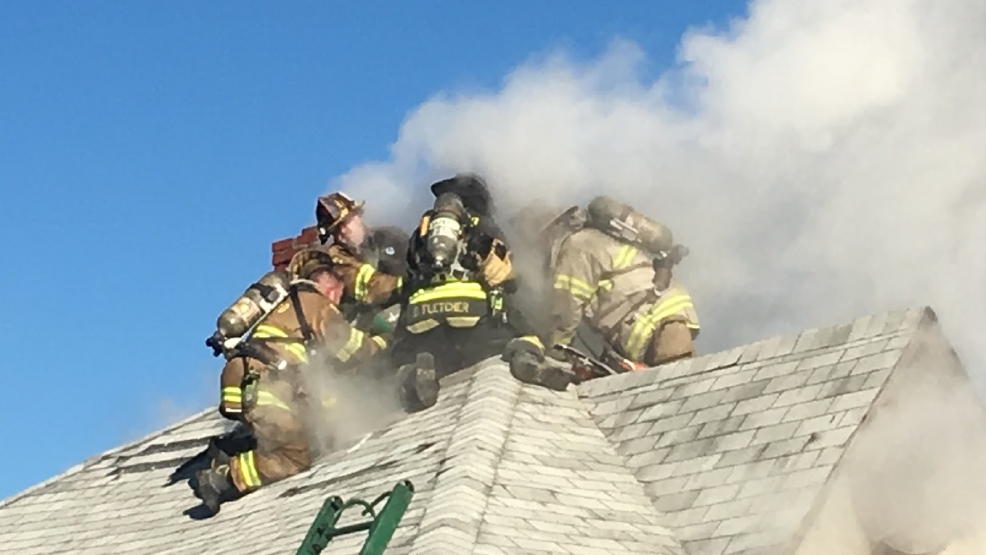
[0,1,749,500]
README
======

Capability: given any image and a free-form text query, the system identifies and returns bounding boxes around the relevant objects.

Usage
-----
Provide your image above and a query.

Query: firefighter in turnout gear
[315,192,408,335]
[193,249,389,516]
[392,173,550,409]
[508,196,700,382]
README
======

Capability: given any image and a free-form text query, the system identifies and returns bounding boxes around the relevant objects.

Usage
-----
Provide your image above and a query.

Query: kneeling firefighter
[314,192,408,336]
[391,173,550,410]
[507,196,700,386]
[193,249,389,516]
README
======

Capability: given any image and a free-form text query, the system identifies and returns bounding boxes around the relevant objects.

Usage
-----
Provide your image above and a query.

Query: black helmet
[429,173,493,216]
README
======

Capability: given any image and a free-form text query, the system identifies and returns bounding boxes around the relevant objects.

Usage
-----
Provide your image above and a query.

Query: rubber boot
[509,352,572,392]
[397,352,439,413]
[193,465,239,516]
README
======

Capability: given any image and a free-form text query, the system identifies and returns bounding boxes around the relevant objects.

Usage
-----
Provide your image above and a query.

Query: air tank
[216,271,292,341]
[586,196,674,255]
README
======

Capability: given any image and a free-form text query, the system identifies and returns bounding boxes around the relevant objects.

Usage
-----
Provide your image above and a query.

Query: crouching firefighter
[314,191,409,336]
[193,249,389,516]
[508,196,700,385]
[391,173,547,410]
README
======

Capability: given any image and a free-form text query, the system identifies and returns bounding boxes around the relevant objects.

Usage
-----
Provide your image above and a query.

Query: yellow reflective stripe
[354,264,376,301]
[236,451,262,489]
[598,279,614,292]
[519,335,544,351]
[252,324,288,338]
[625,294,695,360]
[554,274,597,301]
[336,328,366,362]
[613,245,638,269]
[371,335,387,349]
[408,281,487,304]
[222,386,242,403]
[255,390,292,411]
[252,325,308,362]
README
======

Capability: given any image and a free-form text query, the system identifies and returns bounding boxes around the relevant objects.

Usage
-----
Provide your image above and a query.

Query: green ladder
[294,480,414,555]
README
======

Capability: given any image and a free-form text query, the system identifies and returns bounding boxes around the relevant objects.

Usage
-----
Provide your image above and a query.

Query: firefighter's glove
[479,239,513,287]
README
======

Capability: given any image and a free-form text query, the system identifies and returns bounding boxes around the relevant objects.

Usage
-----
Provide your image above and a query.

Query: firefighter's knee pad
[646,320,696,366]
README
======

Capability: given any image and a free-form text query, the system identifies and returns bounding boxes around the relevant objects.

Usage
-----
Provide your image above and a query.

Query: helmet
[429,173,493,216]
[287,248,337,280]
[315,192,365,243]
[370,226,410,276]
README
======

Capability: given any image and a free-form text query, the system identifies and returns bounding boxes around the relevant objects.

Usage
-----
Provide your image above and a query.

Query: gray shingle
[0,306,955,555]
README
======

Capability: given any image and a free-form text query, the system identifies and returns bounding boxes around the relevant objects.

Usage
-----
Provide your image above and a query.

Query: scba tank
[216,271,292,342]
[586,196,674,255]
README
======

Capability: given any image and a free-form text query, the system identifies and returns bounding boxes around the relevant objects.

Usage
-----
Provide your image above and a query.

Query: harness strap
[288,285,315,344]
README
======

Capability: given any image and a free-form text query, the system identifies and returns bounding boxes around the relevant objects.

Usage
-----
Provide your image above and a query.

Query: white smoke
[331,0,986,397]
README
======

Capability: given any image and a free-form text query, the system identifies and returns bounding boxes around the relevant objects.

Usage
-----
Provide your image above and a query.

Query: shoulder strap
[288,285,315,343]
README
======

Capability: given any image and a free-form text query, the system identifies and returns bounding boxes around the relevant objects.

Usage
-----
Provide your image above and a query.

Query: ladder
[294,480,414,555]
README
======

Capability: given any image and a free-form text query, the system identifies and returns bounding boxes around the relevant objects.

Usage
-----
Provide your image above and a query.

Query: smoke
[297,351,405,458]
[330,0,986,393]
[799,326,986,554]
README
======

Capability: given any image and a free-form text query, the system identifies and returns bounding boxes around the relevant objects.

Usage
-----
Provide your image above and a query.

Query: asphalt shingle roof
[0,306,949,554]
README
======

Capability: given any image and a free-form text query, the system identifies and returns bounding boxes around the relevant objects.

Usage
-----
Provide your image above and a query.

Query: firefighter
[193,249,389,516]
[506,196,700,383]
[392,173,556,409]
[315,192,409,335]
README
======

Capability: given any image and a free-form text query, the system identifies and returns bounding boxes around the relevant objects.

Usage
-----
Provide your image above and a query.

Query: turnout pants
[227,379,312,493]
[390,319,517,380]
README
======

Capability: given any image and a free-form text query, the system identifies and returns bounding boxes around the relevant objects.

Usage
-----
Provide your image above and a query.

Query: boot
[206,437,232,470]
[397,352,439,413]
[509,352,573,392]
[193,465,239,516]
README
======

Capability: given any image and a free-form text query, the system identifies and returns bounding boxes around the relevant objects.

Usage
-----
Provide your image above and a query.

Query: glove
[478,239,513,287]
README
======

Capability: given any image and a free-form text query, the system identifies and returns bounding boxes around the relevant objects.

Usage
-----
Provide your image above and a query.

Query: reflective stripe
[252,324,309,362]
[253,324,288,338]
[236,451,262,489]
[518,335,544,351]
[554,274,597,301]
[371,335,387,349]
[624,293,696,360]
[354,264,376,301]
[255,389,292,412]
[613,245,638,270]
[336,327,367,362]
[221,386,242,408]
[408,281,487,304]
[406,319,440,334]
[222,386,242,400]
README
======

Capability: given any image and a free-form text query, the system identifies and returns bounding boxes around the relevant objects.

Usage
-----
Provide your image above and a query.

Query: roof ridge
[408,359,523,553]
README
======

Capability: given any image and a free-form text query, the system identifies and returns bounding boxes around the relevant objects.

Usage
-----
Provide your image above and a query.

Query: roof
[0,306,956,554]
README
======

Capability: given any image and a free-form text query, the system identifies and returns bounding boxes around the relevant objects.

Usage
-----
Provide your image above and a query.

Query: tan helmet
[315,192,365,243]
[287,248,337,280]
